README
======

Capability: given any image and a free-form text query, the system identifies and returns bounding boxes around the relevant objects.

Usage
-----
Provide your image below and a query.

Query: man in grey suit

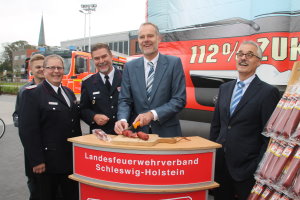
[114,22,186,137]
[209,41,280,200]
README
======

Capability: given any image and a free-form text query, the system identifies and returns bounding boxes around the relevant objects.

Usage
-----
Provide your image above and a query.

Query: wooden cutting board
[111,134,177,147]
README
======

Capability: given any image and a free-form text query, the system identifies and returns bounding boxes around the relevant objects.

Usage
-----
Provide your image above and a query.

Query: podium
[68,134,221,200]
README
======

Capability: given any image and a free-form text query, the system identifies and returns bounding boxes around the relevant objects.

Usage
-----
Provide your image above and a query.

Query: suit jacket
[19,80,82,174]
[118,54,186,137]
[80,68,122,134]
[210,75,280,181]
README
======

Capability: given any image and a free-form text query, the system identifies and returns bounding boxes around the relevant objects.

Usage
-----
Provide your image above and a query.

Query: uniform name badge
[49,102,58,105]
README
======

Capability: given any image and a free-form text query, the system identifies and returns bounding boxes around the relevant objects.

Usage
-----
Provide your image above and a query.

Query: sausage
[272,97,296,137]
[280,146,300,189]
[248,182,265,200]
[291,171,300,197]
[137,131,149,141]
[281,100,300,139]
[265,96,287,133]
[267,191,282,200]
[269,143,296,183]
[257,186,274,200]
[257,141,279,179]
[122,129,138,138]
[264,141,287,180]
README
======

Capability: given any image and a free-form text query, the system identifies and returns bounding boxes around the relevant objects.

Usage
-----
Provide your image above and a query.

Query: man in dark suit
[19,54,81,200]
[80,43,122,134]
[13,54,45,200]
[114,22,186,137]
[209,41,280,200]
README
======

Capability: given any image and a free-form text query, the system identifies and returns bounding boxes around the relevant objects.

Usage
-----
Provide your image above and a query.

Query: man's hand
[114,120,128,134]
[33,163,46,174]
[93,114,110,126]
[133,111,154,127]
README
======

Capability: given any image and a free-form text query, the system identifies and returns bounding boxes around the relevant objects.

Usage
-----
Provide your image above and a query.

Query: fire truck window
[75,57,87,74]
[64,58,71,75]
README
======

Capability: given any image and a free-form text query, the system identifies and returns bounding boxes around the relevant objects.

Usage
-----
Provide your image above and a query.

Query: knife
[126,121,140,130]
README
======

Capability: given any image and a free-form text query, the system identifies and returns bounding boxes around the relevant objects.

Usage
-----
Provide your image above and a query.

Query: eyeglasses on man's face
[236,52,261,59]
[44,66,64,71]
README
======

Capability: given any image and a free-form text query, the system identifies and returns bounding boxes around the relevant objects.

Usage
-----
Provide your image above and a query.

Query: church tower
[38,15,46,47]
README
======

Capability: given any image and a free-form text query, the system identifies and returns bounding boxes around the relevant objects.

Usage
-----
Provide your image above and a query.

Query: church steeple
[38,15,46,47]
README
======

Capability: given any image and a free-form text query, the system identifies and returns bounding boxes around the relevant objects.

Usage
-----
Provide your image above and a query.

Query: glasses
[45,66,64,71]
[236,52,261,59]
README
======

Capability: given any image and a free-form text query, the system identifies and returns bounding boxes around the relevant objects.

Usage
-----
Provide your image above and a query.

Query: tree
[0,40,36,74]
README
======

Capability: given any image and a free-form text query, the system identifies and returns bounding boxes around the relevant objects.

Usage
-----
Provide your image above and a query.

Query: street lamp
[79,4,97,52]
[79,10,87,51]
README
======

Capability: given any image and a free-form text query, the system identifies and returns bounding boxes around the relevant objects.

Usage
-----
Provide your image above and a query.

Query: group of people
[14,22,280,200]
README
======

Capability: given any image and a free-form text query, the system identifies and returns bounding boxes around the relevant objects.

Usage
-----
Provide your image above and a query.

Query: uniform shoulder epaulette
[82,74,93,81]
[26,85,37,90]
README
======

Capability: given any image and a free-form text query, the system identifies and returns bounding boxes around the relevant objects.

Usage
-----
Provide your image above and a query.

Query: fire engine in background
[146,0,300,125]
[27,49,126,94]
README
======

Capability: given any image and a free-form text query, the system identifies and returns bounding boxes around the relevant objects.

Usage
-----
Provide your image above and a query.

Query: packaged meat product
[264,141,287,180]
[278,194,291,200]
[290,162,300,198]
[268,191,282,200]
[272,97,296,138]
[291,122,300,143]
[280,146,300,189]
[248,182,265,200]
[92,129,112,142]
[257,187,274,200]
[281,100,300,139]
[265,96,287,135]
[256,140,280,179]
[265,86,297,135]
[269,143,297,183]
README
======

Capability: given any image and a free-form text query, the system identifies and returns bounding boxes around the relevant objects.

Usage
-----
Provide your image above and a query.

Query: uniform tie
[230,81,245,115]
[105,75,111,91]
[57,87,69,106]
[146,62,154,100]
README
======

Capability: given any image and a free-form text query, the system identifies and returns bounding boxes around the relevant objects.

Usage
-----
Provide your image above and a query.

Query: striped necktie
[230,81,245,115]
[146,62,154,100]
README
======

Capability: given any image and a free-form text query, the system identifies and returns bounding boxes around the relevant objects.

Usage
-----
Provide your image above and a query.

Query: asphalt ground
[0,94,213,200]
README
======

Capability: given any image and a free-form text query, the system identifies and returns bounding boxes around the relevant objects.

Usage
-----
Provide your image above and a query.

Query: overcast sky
[0,0,146,49]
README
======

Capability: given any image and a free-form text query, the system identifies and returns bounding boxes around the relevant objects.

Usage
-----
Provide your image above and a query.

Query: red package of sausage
[278,194,292,200]
[264,141,287,180]
[291,171,300,198]
[265,86,297,134]
[291,122,300,143]
[265,96,287,135]
[281,100,300,139]
[256,140,279,179]
[268,191,282,200]
[269,143,297,183]
[272,97,297,137]
[279,146,300,189]
[257,187,274,200]
[248,182,265,200]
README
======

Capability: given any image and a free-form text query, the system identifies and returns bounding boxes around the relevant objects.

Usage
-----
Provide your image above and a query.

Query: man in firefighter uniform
[80,43,122,134]
[19,54,81,200]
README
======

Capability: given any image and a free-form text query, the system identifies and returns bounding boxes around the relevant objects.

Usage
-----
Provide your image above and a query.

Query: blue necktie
[230,81,245,115]
[146,62,154,100]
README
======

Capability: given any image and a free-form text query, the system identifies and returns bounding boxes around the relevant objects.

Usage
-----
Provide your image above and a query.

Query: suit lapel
[149,55,167,103]
[110,68,121,95]
[232,76,261,116]
[43,81,69,107]
[135,58,148,101]
[93,73,108,96]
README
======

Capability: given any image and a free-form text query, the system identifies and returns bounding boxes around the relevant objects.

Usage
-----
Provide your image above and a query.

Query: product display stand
[68,134,221,200]
[248,61,300,200]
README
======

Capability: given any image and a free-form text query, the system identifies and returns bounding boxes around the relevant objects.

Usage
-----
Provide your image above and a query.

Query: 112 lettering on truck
[141,0,300,137]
